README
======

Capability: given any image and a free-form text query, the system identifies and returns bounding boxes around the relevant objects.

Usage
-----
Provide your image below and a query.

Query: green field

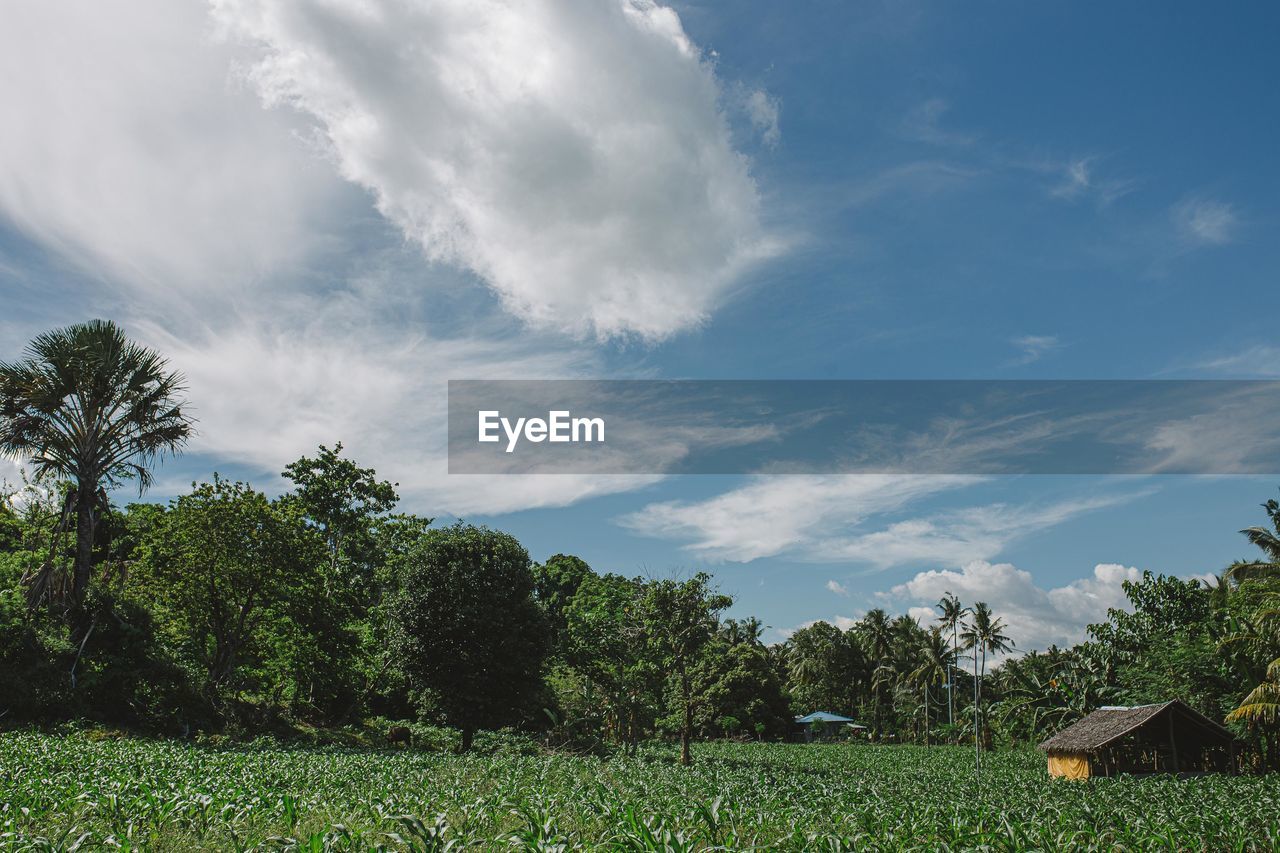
[2,734,1279,850]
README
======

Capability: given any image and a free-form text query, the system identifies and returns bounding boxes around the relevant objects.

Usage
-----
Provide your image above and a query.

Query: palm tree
[960,601,1014,760]
[1223,495,1280,733]
[0,320,192,617]
[1226,495,1280,585]
[909,626,953,745]
[857,608,894,735]
[936,592,967,730]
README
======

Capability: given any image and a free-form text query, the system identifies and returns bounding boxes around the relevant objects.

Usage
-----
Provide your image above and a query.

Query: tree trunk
[680,668,693,766]
[72,480,95,614]
[461,727,474,753]
[924,685,930,746]
[972,648,981,774]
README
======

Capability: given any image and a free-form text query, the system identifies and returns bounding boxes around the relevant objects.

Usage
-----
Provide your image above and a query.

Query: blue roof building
[793,711,865,741]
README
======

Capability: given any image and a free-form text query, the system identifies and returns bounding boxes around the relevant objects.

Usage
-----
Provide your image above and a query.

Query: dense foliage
[3,733,1279,850]
[3,323,1280,774]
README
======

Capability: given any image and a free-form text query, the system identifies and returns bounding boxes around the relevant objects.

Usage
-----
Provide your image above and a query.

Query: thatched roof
[1038,700,1233,754]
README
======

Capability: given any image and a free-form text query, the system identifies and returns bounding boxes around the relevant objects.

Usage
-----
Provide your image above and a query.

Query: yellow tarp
[1047,752,1090,780]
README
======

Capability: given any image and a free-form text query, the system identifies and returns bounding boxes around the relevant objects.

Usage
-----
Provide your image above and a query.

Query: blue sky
[1,0,1277,649]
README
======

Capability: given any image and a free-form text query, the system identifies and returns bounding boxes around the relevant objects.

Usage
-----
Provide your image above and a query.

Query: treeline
[2,321,1280,769]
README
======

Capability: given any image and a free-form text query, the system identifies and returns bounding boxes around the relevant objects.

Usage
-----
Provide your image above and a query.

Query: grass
[2,732,1279,850]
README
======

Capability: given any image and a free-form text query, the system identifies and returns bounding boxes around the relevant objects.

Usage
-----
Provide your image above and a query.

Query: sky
[2,0,1278,650]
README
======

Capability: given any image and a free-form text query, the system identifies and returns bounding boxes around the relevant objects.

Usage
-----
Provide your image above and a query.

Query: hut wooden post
[1167,711,1180,773]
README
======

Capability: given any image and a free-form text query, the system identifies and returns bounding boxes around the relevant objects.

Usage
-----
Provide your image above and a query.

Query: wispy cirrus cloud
[1197,345,1280,378]
[1010,334,1061,365]
[1171,196,1239,248]
[1046,156,1133,206]
[620,474,1144,568]
[619,474,977,562]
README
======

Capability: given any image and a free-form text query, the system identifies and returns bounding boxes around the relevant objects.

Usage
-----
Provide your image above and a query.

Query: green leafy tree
[387,522,550,751]
[533,553,593,651]
[281,443,399,592]
[562,571,656,751]
[639,573,732,765]
[785,621,862,716]
[0,320,192,618]
[131,477,325,705]
[698,623,790,739]
[281,444,403,721]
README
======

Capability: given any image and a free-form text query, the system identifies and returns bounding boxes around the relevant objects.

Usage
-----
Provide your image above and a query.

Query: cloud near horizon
[887,560,1148,654]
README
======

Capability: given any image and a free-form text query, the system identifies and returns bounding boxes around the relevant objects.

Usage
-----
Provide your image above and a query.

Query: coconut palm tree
[857,608,894,735]
[909,626,953,745]
[1223,495,1280,732]
[0,320,192,617]
[960,602,1013,759]
[1226,496,1280,585]
[936,592,967,730]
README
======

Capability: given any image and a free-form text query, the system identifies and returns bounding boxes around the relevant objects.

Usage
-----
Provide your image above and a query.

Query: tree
[132,477,325,704]
[0,320,192,619]
[1225,495,1280,737]
[909,626,952,745]
[698,627,790,740]
[562,571,656,751]
[387,523,549,751]
[855,608,895,735]
[785,621,861,717]
[532,553,593,650]
[639,573,732,765]
[281,444,403,721]
[961,601,1012,758]
[281,443,399,593]
[936,592,967,730]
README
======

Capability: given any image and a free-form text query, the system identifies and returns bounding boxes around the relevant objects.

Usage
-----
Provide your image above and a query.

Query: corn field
[2,733,1279,851]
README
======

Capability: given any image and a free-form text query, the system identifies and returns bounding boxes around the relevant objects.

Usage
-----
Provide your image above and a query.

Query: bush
[470,727,542,756]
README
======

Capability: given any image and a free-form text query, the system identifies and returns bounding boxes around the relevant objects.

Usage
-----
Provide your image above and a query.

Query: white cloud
[778,613,861,638]
[0,0,347,296]
[898,98,975,147]
[810,494,1140,570]
[211,0,782,340]
[0,0,790,516]
[618,474,977,562]
[136,312,660,516]
[742,88,781,148]
[826,579,849,596]
[1050,158,1093,200]
[622,474,1141,569]
[1198,345,1280,378]
[1172,197,1238,247]
[888,560,1146,654]
[1010,334,1060,365]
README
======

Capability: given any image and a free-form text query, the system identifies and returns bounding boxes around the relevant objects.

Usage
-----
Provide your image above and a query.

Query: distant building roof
[1038,699,1234,754]
[795,711,857,724]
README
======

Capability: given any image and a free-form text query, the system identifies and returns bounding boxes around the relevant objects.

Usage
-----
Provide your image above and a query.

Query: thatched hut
[1038,700,1237,780]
